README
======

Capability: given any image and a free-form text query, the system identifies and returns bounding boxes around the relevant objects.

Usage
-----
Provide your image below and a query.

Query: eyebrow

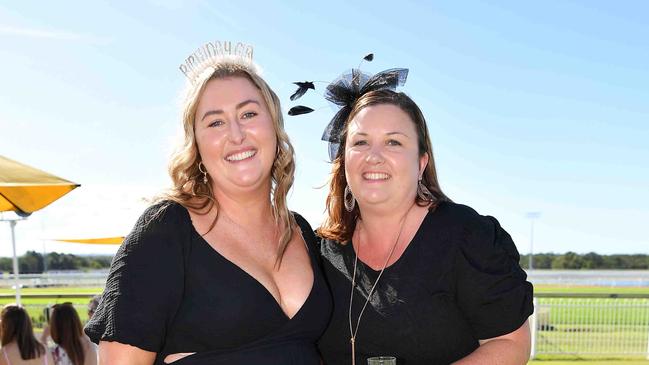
[351,131,410,138]
[200,99,261,121]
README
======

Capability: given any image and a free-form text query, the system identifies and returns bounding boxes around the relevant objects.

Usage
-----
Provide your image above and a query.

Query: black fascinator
[288,54,408,160]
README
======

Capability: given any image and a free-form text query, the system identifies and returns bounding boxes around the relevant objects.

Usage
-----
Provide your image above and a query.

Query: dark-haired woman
[0,304,53,365]
[313,69,533,364]
[49,304,96,365]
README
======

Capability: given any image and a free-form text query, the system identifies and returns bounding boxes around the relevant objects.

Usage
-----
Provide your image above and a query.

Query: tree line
[519,252,649,270]
[0,251,112,273]
[2,251,648,272]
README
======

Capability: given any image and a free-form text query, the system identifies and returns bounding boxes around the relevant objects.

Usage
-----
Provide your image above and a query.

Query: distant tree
[534,253,555,269]
[582,252,603,269]
[552,252,584,269]
[19,251,44,273]
[0,257,13,272]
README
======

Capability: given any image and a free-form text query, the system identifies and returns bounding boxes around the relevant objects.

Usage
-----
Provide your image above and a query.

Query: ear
[418,152,429,179]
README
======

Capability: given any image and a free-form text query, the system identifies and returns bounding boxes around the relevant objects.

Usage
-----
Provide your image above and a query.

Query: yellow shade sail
[0,155,79,214]
[53,237,124,245]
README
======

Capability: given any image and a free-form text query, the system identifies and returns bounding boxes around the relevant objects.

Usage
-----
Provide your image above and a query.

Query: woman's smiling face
[194,76,277,195]
[344,103,428,211]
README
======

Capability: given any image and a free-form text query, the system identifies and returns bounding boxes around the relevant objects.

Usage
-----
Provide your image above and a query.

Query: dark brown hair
[0,304,46,360]
[318,89,449,243]
[50,303,85,365]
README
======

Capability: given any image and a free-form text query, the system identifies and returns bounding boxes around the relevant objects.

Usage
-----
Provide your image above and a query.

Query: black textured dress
[317,201,534,365]
[85,202,332,365]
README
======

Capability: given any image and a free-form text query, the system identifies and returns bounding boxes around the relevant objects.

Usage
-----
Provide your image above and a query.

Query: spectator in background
[48,303,96,365]
[86,297,100,321]
[0,304,54,365]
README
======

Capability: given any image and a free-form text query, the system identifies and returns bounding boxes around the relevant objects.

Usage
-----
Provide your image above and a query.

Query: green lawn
[535,286,649,295]
[529,361,649,364]
[1,284,648,360]
[0,287,102,327]
[0,287,103,295]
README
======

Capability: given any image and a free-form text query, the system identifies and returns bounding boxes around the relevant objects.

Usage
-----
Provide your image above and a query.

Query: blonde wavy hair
[163,60,297,265]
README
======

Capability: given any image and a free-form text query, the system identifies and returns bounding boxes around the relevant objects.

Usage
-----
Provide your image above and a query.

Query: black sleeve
[84,202,187,352]
[455,209,534,340]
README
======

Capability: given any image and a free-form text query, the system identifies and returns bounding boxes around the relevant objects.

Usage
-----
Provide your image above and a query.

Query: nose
[365,145,384,164]
[228,119,245,144]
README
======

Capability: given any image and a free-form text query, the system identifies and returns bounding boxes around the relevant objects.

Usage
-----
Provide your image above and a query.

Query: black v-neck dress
[317,201,534,365]
[85,201,332,365]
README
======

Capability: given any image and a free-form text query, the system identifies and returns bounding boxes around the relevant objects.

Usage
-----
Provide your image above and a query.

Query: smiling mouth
[225,150,256,162]
[362,172,390,180]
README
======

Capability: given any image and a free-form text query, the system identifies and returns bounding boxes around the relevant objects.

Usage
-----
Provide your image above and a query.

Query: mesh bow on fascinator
[288,54,409,160]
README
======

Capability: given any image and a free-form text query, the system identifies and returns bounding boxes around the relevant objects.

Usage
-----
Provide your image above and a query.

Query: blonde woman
[85,42,332,365]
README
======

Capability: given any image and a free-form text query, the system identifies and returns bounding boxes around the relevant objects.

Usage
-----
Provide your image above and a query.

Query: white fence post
[646,319,649,360]
[530,297,538,359]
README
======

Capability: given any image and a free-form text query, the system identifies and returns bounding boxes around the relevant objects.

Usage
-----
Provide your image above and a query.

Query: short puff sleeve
[454,207,534,340]
[84,202,188,352]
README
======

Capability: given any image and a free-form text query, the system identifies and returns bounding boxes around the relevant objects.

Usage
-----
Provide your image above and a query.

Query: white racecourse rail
[2,270,649,359]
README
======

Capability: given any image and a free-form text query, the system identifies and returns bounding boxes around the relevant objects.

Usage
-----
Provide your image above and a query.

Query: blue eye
[242,111,258,119]
[208,120,224,127]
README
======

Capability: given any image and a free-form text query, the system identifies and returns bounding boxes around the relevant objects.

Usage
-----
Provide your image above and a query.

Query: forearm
[453,320,531,365]
[452,338,530,365]
[98,341,156,365]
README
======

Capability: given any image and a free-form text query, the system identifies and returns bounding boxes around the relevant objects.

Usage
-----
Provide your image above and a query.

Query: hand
[40,325,51,344]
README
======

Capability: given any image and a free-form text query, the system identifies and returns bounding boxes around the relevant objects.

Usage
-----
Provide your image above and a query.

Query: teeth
[226,150,256,161]
[363,172,389,180]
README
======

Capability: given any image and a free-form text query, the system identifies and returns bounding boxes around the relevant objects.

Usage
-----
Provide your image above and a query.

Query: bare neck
[213,189,275,227]
[356,204,414,249]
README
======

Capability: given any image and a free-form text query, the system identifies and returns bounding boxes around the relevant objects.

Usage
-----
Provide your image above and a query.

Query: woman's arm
[98,341,156,365]
[452,320,531,365]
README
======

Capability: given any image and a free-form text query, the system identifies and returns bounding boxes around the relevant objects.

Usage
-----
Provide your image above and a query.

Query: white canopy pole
[10,220,21,305]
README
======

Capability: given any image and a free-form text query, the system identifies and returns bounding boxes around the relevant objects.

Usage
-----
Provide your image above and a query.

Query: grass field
[535,286,649,295]
[529,361,649,364]
[0,287,102,326]
[532,285,649,359]
[1,284,648,362]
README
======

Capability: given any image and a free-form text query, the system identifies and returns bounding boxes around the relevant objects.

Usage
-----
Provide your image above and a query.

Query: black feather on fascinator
[290,82,315,101]
[288,54,408,160]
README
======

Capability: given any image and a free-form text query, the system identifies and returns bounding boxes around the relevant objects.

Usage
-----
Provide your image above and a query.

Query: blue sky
[1,0,647,257]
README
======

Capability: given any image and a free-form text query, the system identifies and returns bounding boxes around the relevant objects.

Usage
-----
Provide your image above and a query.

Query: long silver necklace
[348,212,408,365]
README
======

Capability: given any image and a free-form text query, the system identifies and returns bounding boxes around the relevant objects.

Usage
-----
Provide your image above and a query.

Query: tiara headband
[288,54,408,160]
[179,41,254,83]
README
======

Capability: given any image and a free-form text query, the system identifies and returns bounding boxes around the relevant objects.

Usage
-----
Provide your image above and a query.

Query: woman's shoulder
[138,199,188,225]
[291,211,320,251]
[431,200,498,232]
[290,211,312,230]
[433,200,483,221]
[126,200,192,240]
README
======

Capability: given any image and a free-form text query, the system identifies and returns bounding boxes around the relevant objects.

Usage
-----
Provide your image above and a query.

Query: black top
[85,201,332,365]
[317,201,534,365]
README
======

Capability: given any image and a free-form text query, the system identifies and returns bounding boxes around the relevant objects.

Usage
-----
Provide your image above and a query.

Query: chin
[358,194,391,206]
[232,173,273,189]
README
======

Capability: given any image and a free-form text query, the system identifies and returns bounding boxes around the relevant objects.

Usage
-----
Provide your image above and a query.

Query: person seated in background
[48,303,97,365]
[0,304,54,365]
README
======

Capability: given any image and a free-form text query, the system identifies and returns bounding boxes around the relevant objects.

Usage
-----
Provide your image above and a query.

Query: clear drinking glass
[367,356,396,365]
